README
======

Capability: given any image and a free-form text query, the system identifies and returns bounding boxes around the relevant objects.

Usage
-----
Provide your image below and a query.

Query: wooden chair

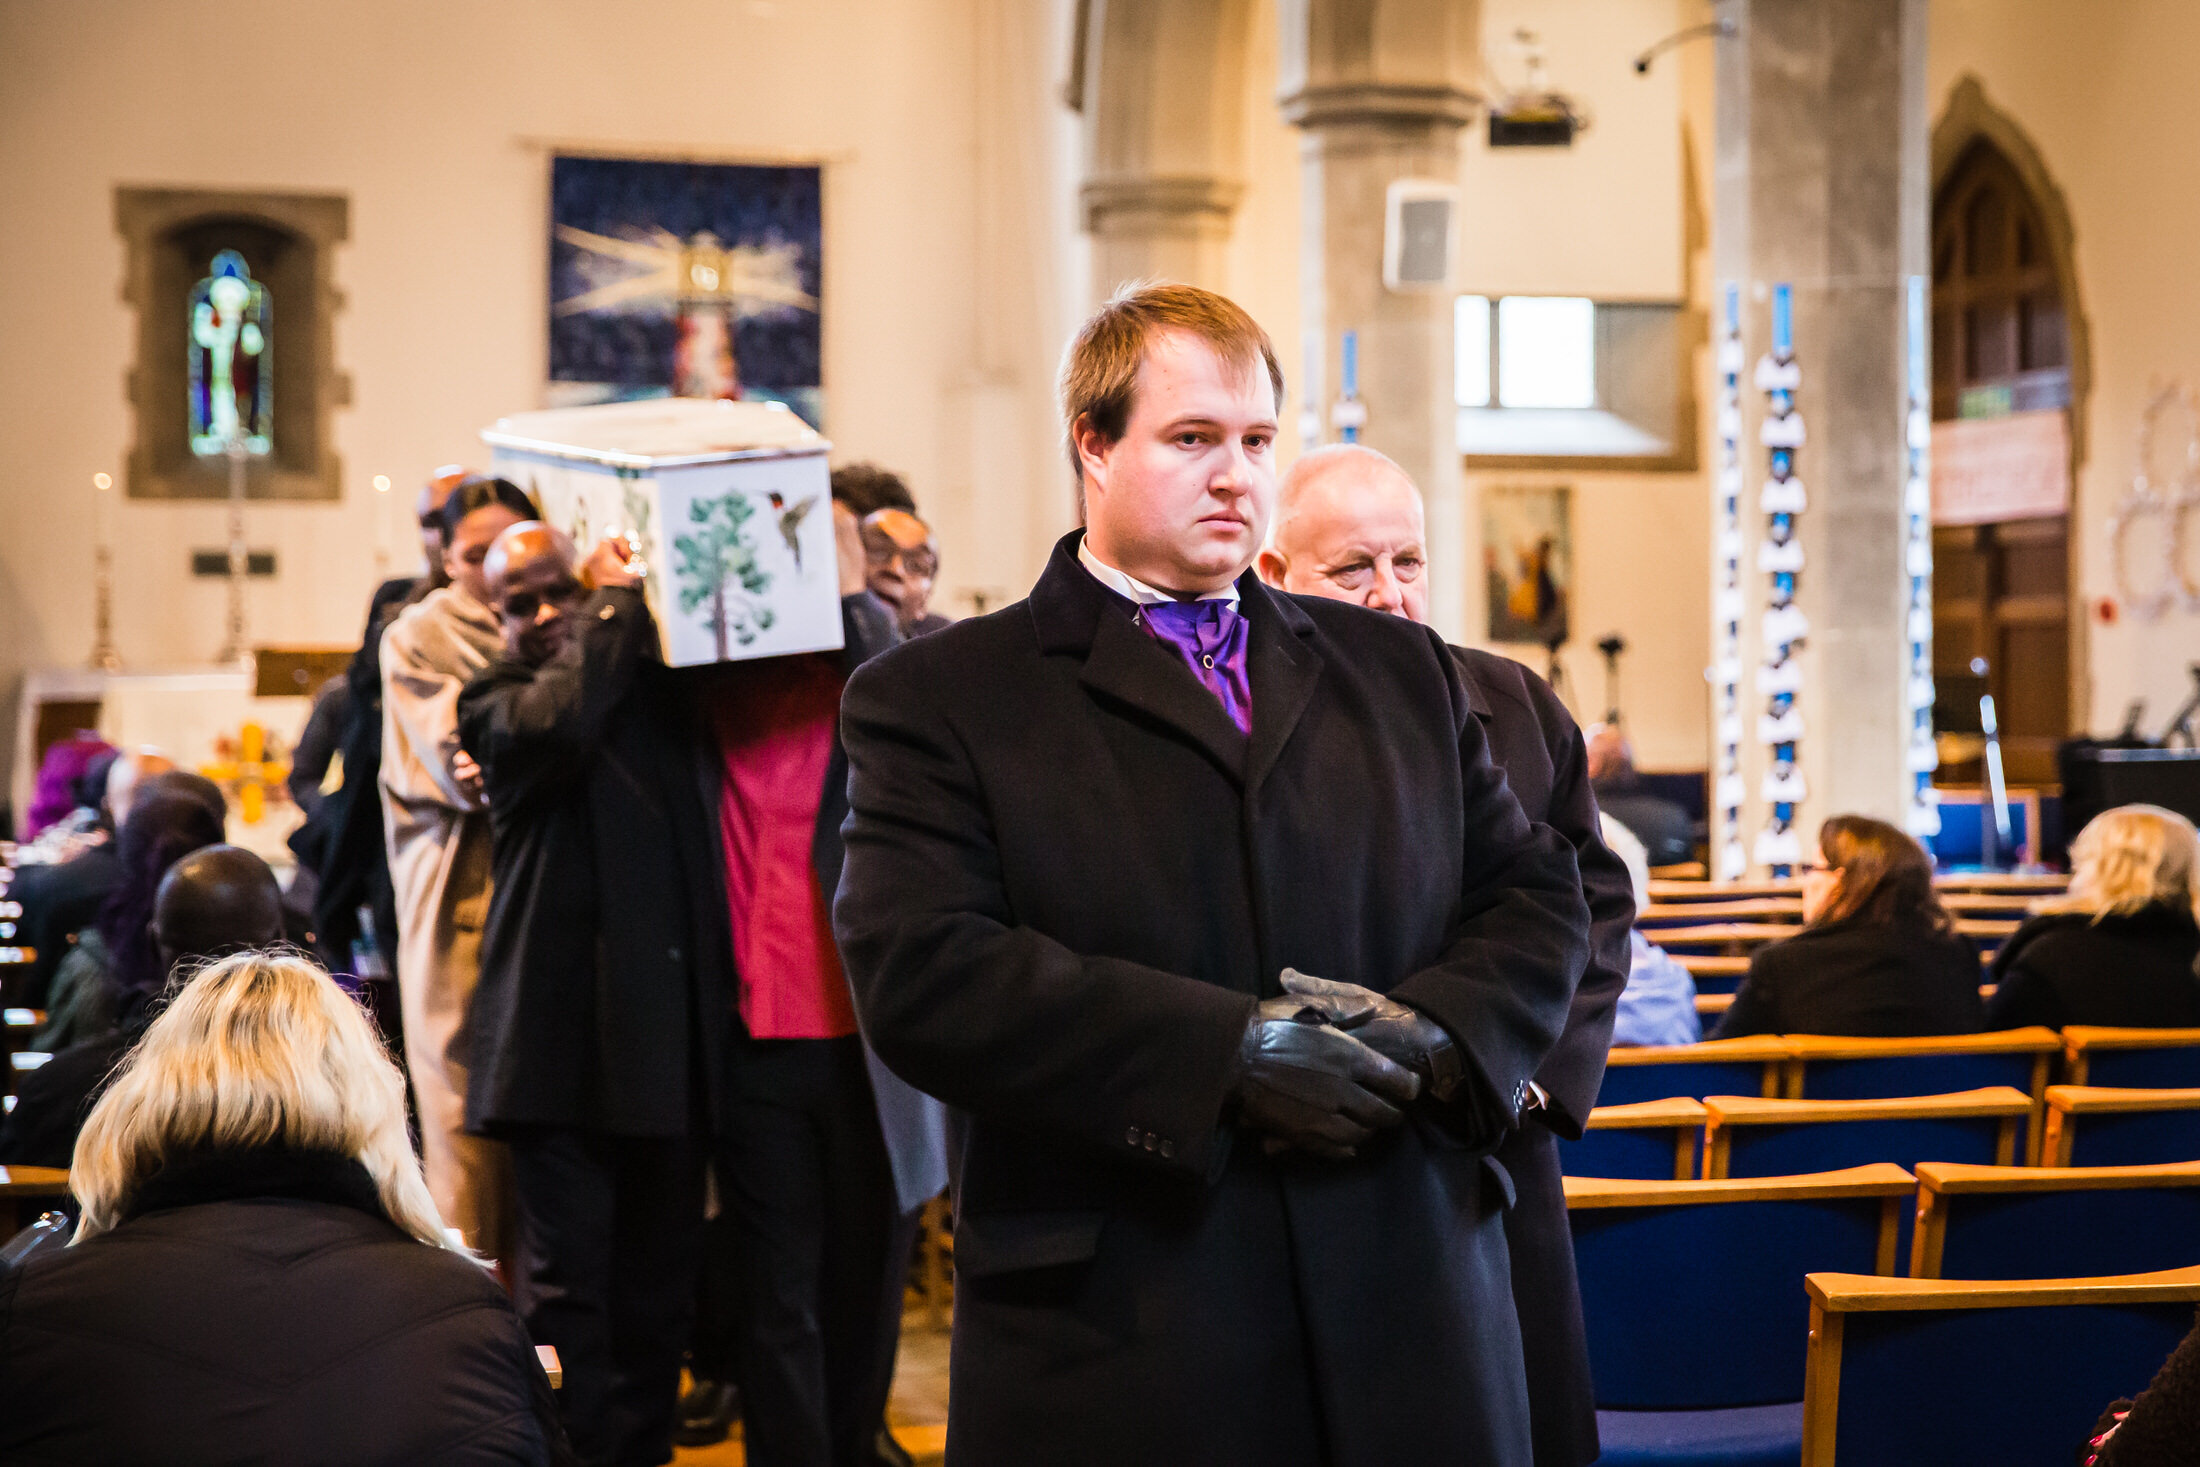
[1932,871,2068,894]
[1638,897,1805,924]
[1911,1160,2200,1279]
[1569,1165,1913,1465]
[1562,1098,1708,1181]
[1649,878,1802,901]
[1801,1266,2200,1465]
[1638,922,1798,950]
[2063,1026,2200,1090]
[1702,1088,2030,1180]
[1781,1028,2061,1161]
[0,1164,70,1234]
[2042,1085,2200,1168]
[1598,1035,1795,1107]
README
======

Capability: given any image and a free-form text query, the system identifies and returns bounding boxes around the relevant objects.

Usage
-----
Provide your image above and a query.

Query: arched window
[1931,137,2073,788]
[1932,141,2068,419]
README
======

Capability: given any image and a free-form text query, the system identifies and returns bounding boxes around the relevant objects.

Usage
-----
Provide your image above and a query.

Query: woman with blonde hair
[1987,805,2200,1029]
[0,951,571,1466]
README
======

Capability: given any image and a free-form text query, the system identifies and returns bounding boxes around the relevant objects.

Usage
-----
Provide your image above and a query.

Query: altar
[10,656,342,869]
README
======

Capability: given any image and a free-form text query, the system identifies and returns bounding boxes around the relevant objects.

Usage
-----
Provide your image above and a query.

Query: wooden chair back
[1702,1088,2031,1180]
[1568,1166,1913,1413]
[2062,1026,2200,1090]
[2042,1084,2200,1168]
[1562,1098,1708,1181]
[1911,1160,2200,1280]
[1782,1028,2061,1161]
[1598,1035,1795,1108]
[1802,1266,2200,1465]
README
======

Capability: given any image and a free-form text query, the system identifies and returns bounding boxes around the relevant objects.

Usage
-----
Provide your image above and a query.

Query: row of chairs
[1572,1164,2200,1464]
[1571,1083,2200,1180]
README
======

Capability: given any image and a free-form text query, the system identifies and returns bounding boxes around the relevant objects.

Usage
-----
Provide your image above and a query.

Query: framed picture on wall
[1484,484,1572,645]
[548,154,823,428]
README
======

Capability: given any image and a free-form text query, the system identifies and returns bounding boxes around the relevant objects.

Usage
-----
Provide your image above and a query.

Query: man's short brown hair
[1058,282,1285,483]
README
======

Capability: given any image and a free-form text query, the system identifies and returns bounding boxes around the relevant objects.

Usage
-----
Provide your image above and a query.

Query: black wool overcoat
[1454,646,1636,1467]
[458,587,732,1138]
[833,534,1591,1467]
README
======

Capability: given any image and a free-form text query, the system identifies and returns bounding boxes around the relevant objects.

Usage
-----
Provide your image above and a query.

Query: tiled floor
[673,1322,950,1466]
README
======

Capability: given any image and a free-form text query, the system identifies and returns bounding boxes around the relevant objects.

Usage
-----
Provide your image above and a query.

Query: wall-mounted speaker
[1383,179,1459,293]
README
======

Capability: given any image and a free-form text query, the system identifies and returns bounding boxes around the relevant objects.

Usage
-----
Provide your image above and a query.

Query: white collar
[1077,536,1241,608]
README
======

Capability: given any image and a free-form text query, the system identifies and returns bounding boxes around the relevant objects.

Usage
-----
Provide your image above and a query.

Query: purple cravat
[1137,598,1252,735]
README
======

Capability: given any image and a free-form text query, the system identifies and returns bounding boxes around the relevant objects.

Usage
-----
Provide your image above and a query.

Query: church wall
[0,0,1075,793]
[1929,0,2200,743]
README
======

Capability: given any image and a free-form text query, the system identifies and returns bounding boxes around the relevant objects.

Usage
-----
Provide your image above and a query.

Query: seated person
[31,788,226,1051]
[1586,725,1695,866]
[1987,804,2200,1029]
[1711,814,1985,1039]
[12,760,219,1006]
[0,950,571,1467]
[1601,814,1701,1047]
[0,844,285,1169]
[11,740,116,866]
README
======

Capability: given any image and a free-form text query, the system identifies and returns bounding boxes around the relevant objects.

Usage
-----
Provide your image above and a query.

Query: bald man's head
[485,521,583,665]
[152,844,284,977]
[1257,444,1429,623]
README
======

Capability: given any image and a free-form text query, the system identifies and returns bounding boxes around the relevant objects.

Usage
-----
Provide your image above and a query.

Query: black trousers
[508,1127,705,1467]
[716,1030,911,1467]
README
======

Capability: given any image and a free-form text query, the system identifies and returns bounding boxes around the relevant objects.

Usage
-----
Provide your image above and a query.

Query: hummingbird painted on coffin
[767,490,818,570]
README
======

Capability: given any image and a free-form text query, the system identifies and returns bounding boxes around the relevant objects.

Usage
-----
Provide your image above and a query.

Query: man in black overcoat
[1260,444,1636,1466]
[832,284,1592,1466]
[457,524,729,1467]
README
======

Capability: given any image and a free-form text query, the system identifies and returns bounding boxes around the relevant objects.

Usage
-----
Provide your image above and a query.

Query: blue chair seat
[1593,1403,1802,1466]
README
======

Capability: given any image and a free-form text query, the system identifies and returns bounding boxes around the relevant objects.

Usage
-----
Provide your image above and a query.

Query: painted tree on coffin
[675,491,776,658]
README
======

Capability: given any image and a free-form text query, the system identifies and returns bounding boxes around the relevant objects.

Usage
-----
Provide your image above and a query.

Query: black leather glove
[1280,969,1468,1105]
[1232,997,1422,1160]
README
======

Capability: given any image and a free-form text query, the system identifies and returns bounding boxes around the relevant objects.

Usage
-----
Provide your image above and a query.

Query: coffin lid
[482,397,829,470]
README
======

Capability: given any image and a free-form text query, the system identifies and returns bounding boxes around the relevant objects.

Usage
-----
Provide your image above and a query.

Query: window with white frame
[1456,293,1693,464]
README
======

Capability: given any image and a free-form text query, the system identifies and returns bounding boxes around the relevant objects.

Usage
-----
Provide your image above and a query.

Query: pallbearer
[833,284,1592,1465]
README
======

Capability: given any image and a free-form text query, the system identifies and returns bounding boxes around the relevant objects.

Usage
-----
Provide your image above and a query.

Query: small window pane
[1455,295,1491,407]
[1498,296,1595,409]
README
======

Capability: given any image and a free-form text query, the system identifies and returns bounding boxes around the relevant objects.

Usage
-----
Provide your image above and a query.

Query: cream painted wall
[0,0,1078,792]
[1929,1,2200,740]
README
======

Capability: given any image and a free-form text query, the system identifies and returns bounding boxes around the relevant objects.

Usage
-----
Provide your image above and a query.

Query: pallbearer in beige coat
[378,475,536,1259]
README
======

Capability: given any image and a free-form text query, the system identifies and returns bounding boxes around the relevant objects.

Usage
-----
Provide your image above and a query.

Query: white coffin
[483,398,842,666]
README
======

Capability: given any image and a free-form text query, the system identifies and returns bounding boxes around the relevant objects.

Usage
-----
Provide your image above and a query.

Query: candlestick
[373,474,392,578]
[89,472,120,672]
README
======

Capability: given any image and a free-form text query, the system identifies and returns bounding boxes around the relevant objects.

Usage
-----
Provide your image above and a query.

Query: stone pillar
[1074,0,1255,301]
[1712,0,1929,875]
[1081,177,1244,301]
[1280,0,1480,641]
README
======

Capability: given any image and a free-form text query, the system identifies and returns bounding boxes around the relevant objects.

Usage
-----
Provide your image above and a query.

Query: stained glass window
[188,250,272,456]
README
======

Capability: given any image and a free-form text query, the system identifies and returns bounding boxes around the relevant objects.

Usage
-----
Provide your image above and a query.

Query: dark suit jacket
[1984,906,2200,1030]
[457,587,732,1138]
[1710,915,1985,1038]
[833,535,1590,1465]
[1454,646,1634,1467]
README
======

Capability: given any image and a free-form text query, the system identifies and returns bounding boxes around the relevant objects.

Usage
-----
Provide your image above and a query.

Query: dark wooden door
[1931,139,2073,788]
